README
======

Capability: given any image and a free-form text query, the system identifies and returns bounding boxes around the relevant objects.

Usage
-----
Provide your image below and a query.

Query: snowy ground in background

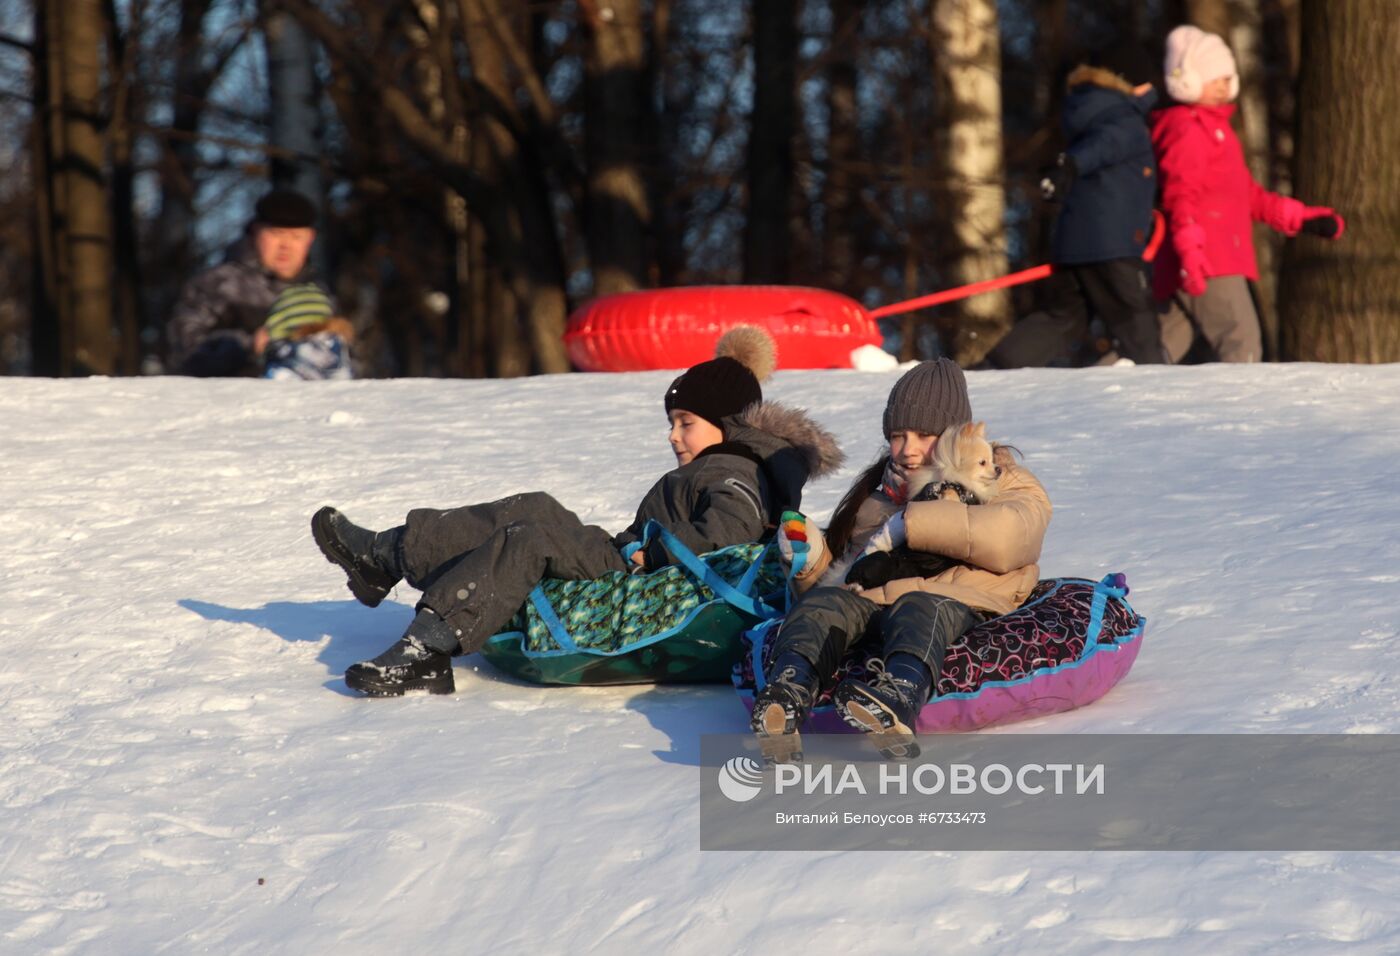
[4,364,1400,954]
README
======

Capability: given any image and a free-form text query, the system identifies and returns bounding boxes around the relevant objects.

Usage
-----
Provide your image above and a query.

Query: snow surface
[4,364,1400,954]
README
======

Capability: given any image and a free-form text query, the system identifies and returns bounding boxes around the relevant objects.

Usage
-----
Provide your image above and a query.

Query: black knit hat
[254,189,317,229]
[665,357,762,429]
[664,326,776,429]
[882,357,972,438]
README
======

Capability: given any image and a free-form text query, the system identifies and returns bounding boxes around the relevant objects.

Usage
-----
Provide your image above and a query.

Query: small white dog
[906,421,1001,505]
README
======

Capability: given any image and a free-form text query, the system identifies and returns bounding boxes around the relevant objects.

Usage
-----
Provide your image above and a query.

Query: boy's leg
[751,587,880,763]
[1080,259,1165,364]
[345,493,624,696]
[411,509,625,656]
[400,492,591,591]
[834,592,981,759]
[984,269,1090,368]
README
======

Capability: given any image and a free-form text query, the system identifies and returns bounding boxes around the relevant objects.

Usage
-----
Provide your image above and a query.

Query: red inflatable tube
[564,285,882,372]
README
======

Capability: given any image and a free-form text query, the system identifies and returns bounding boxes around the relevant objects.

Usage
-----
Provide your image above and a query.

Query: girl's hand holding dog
[862,510,908,556]
[777,511,822,574]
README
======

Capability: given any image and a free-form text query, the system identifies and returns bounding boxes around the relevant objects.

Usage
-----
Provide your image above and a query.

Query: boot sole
[345,665,455,697]
[753,702,804,765]
[311,507,394,608]
[836,688,920,761]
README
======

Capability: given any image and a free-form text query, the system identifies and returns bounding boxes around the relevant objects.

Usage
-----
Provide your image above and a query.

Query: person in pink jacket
[1153,25,1345,363]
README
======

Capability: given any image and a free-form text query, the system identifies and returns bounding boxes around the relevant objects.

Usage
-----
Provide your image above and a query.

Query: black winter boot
[344,610,457,697]
[311,506,404,608]
[833,653,933,760]
[751,652,821,764]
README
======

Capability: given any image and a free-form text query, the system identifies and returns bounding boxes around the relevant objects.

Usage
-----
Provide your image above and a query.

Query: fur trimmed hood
[722,399,844,519]
[1066,64,1136,95]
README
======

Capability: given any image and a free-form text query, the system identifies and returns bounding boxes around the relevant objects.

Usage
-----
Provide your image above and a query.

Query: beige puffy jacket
[794,446,1052,616]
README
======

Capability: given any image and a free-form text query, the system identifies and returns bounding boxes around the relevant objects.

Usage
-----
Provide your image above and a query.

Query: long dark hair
[824,454,890,561]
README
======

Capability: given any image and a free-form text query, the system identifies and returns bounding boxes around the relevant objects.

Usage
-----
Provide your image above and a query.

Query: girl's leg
[834,592,981,759]
[1194,276,1262,363]
[751,587,880,762]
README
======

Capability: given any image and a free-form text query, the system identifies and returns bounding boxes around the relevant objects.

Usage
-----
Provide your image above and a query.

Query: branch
[0,33,33,55]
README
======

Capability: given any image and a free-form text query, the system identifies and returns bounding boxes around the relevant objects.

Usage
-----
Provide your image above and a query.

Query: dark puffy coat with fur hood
[1052,66,1158,265]
[613,401,844,570]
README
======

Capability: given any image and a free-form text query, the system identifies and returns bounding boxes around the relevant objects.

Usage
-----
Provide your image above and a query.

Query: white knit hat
[1163,25,1239,104]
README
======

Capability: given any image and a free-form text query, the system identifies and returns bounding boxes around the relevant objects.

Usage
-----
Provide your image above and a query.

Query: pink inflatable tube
[734,575,1144,734]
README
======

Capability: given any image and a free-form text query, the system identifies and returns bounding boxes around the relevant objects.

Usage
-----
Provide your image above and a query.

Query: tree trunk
[743,0,797,283]
[583,0,651,295]
[34,0,115,376]
[822,0,860,291]
[263,6,324,275]
[1279,0,1400,362]
[930,0,1010,366]
[1185,0,1232,36]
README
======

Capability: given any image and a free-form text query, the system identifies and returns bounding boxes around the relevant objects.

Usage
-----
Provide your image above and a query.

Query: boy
[255,283,355,380]
[313,327,842,696]
[989,57,1164,367]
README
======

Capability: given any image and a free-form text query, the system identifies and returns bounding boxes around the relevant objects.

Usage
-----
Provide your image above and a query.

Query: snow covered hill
[4,364,1400,953]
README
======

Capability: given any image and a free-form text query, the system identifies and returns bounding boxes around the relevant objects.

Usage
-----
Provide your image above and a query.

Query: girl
[1153,25,1345,363]
[752,359,1052,761]
[313,327,843,697]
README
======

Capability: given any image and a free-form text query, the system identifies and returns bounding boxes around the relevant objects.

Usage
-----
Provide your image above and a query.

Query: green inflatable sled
[479,520,789,685]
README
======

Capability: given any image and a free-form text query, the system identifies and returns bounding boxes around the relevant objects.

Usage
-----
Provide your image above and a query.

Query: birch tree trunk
[931,0,1010,366]
[1279,0,1400,362]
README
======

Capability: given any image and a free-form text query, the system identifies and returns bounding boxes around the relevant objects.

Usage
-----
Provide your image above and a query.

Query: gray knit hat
[882,358,972,438]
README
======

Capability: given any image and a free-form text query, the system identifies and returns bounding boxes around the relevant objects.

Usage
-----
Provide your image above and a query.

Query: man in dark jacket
[310,328,844,697]
[988,64,1164,367]
[167,189,330,376]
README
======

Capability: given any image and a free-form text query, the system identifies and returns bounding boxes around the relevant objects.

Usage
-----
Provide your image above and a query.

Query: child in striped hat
[255,283,355,380]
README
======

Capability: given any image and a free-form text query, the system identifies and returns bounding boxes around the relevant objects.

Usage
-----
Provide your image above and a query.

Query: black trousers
[988,259,1164,367]
[400,492,627,653]
[770,587,982,685]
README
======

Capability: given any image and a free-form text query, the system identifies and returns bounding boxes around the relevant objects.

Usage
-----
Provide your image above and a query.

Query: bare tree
[33,0,115,375]
[744,0,797,283]
[930,0,1011,366]
[1279,0,1400,362]
[582,0,651,294]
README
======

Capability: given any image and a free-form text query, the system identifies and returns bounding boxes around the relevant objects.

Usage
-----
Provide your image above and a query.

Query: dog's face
[934,422,1000,501]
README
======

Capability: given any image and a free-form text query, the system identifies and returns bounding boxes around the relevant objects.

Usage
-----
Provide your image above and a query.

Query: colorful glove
[777,511,822,575]
[1038,153,1077,203]
[1173,223,1210,297]
[1301,207,1345,239]
[861,511,908,556]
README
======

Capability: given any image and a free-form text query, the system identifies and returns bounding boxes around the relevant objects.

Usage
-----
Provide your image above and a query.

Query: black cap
[664,356,762,430]
[254,189,317,229]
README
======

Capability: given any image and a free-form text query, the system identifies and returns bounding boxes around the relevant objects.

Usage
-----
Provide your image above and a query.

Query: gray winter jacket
[167,237,330,376]
[612,401,844,569]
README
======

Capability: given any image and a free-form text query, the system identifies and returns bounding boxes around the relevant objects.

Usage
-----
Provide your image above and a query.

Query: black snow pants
[400,492,628,653]
[988,259,1164,367]
[770,586,983,685]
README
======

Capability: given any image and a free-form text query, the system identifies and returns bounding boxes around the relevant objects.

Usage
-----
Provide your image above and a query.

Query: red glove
[1301,206,1346,240]
[1173,223,1210,297]
[1263,195,1307,236]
